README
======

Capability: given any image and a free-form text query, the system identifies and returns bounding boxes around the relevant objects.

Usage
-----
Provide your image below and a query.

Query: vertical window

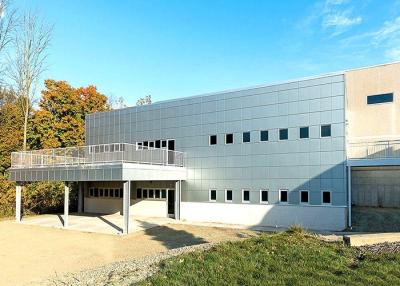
[149,189,154,198]
[143,141,149,149]
[260,130,269,141]
[94,188,99,197]
[137,142,143,150]
[114,189,119,198]
[242,189,250,203]
[210,135,217,145]
[225,189,233,202]
[161,140,167,148]
[300,190,309,204]
[322,191,331,204]
[99,188,104,197]
[155,189,161,199]
[89,188,94,197]
[300,127,309,139]
[143,189,148,198]
[155,140,161,148]
[243,132,251,143]
[149,141,155,149]
[109,189,113,197]
[136,188,142,199]
[104,188,109,197]
[120,188,123,198]
[279,129,288,140]
[225,133,234,144]
[161,189,167,199]
[321,125,331,137]
[279,189,288,203]
[209,189,217,202]
[260,189,268,204]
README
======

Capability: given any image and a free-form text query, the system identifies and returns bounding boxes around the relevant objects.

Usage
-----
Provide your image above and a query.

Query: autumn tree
[136,94,152,106]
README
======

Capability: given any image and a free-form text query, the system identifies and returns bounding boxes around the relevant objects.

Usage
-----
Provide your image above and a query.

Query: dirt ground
[352,206,400,232]
[0,218,255,286]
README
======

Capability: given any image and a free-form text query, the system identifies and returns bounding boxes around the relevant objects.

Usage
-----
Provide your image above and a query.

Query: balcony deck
[10,143,186,182]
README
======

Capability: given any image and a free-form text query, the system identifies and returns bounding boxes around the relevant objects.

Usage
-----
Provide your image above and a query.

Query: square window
[161,189,167,199]
[243,132,251,143]
[104,189,109,197]
[279,190,288,203]
[155,189,161,198]
[322,191,331,204]
[321,125,331,137]
[300,190,309,204]
[260,190,268,203]
[120,188,123,198]
[279,129,288,140]
[242,190,250,203]
[210,135,217,145]
[225,133,233,144]
[260,130,269,141]
[210,189,217,202]
[300,127,309,139]
[155,140,161,148]
[137,188,142,199]
[225,190,233,202]
[149,189,154,198]
[143,141,149,148]
[99,189,104,197]
[162,140,167,148]
[143,189,148,198]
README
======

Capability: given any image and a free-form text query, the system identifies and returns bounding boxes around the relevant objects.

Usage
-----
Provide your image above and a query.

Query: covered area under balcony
[9,143,187,235]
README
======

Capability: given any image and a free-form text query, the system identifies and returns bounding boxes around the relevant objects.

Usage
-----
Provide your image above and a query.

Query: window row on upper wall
[209,124,331,145]
[135,188,167,200]
[89,187,123,198]
[209,189,332,205]
[136,139,175,150]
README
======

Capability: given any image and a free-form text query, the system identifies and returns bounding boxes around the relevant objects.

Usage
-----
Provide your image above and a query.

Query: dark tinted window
[367,93,393,104]
[280,190,288,202]
[149,141,154,148]
[300,127,309,139]
[94,188,99,197]
[322,191,331,204]
[89,188,94,196]
[161,189,167,198]
[161,140,167,148]
[143,141,148,148]
[226,133,233,144]
[104,189,109,197]
[210,190,217,201]
[243,132,251,143]
[243,190,250,202]
[137,188,142,199]
[321,125,331,137]
[99,189,104,197]
[149,189,154,198]
[226,190,232,201]
[155,140,161,148]
[210,135,217,145]
[109,189,114,197]
[114,189,119,198]
[120,188,123,198]
[143,189,148,198]
[260,130,269,141]
[300,191,309,203]
[261,190,268,202]
[155,189,160,198]
[279,129,288,140]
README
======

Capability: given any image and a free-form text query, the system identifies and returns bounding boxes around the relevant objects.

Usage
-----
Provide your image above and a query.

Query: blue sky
[15,0,400,105]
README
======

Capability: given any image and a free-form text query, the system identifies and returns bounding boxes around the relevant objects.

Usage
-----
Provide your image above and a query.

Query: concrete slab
[344,233,400,246]
[20,213,175,235]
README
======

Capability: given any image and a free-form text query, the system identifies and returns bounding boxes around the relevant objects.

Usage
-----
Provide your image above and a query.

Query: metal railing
[10,143,185,169]
[347,139,400,160]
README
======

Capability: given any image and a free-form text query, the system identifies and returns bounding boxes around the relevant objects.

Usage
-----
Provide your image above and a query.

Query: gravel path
[357,242,400,254]
[40,243,216,286]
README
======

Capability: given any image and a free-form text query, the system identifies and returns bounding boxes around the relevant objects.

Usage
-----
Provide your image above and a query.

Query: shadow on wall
[136,219,207,249]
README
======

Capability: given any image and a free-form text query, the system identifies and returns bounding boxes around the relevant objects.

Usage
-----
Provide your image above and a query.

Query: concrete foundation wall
[181,202,347,231]
[352,168,400,208]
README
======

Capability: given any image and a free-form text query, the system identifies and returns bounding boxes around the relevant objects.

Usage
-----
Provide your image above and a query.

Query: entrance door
[167,189,175,218]
[167,140,175,165]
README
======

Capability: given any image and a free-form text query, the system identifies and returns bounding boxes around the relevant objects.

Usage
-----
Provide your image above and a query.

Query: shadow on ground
[352,206,400,233]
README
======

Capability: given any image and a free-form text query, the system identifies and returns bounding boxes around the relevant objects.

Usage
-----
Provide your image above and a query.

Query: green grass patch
[141,231,400,286]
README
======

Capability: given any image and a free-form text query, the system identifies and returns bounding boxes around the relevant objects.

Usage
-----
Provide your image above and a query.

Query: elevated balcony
[347,139,400,167]
[10,143,186,182]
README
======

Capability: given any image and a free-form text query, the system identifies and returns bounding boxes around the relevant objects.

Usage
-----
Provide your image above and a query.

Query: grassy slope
[141,230,400,286]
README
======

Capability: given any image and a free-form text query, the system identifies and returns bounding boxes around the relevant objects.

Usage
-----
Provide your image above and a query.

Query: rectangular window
[149,189,154,198]
[260,189,268,204]
[243,132,251,143]
[279,189,288,203]
[225,133,233,144]
[114,189,119,198]
[279,128,288,140]
[155,189,161,199]
[155,140,161,149]
[209,189,217,202]
[300,190,309,204]
[242,189,250,203]
[260,130,269,141]
[321,125,331,137]
[94,188,99,197]
[161,140,167,148]
[120,188,123,198]
[137,188,142,199]
[137,142,143,150]
[225,189,233,202]
[143,189,148,198]
[322,191,331,204]
[143,141,149,149]
[161,189,167,199]
[104,188,109,197]
[210,135,217,145]
[300,127,309,139]
[109,189,114,197]
[99,189,104,197]
[89,188,94,197]
[367,93,393,105]
[149,141,154,149]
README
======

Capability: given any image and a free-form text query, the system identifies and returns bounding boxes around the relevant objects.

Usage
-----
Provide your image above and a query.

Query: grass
[140,230,400,286]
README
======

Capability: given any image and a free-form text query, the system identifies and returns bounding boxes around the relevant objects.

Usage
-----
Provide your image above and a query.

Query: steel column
[64,183,69,227]
[347,166,352,229]
[15,184,21,222]
[123,181,130,234]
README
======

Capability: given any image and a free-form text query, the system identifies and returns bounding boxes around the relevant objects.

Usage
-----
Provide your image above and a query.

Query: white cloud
[385,48,400,60]
[373,17,400,42]
[323,12,362,29]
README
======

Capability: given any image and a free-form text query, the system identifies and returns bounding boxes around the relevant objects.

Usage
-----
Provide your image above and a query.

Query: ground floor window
[279,189,288,203]
[300,190,309,204]
[322,191,331,205]
[209,189,217,202]
[225,189,232,202]
[242,189,250,203]
[136,188,168,200]
[260,189,268,204]
[89,187,123,199]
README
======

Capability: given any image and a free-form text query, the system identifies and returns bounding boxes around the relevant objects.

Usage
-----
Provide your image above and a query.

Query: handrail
[11,143,185,169]
[347,139,400,160]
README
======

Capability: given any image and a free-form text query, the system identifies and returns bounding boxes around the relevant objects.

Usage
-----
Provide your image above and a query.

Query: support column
[347,166,352,229]
[78,182,83,213]
[64,183,70,228]
[175,180,181,220]
[16,184,21,222]
[123,181,130,235]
